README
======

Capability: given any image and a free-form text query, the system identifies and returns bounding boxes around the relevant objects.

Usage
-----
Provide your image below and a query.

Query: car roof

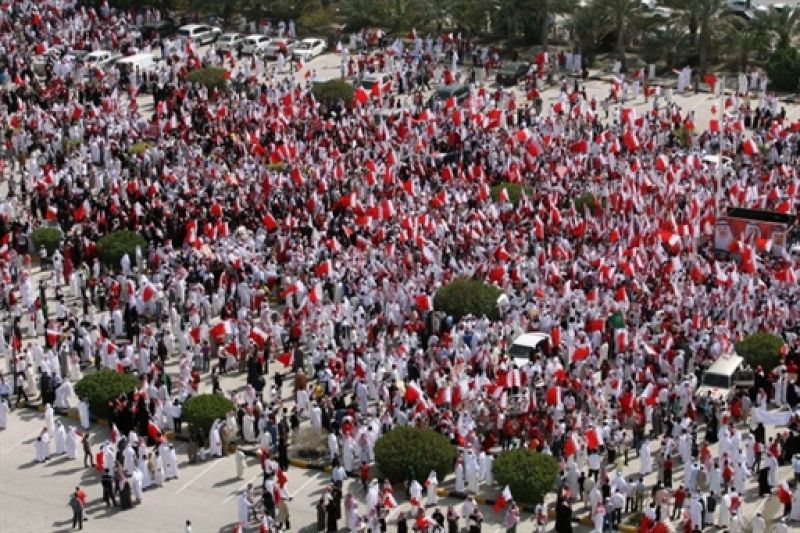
[219,32,242,37]
[179,24,205,30]
[300,38,322,43]
[511,332,550,348]
[246,34,268,40]
[704,354,744,376]
[435,84,468,94]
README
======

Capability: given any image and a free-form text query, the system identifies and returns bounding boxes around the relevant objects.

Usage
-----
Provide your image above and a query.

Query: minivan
[695,355,755,403]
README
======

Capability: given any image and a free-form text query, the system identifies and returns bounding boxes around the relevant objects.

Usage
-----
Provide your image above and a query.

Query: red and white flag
[492,485,513,513]
[276,351,294,368]
[249,327,269,348]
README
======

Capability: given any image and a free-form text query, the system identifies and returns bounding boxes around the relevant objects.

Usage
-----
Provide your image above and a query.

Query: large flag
[492,485,513,512]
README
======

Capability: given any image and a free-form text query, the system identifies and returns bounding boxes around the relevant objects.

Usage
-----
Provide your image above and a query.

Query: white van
[115,52,157,75]
[508,332,550,367]
[695,355,755,403]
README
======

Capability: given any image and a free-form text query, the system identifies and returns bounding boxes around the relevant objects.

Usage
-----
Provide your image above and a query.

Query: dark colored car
[426,83,470,108]
[496,61,530,86]
[142,19,177,39]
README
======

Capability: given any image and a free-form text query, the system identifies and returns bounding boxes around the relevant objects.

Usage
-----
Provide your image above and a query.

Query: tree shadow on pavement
[213,476,242,487]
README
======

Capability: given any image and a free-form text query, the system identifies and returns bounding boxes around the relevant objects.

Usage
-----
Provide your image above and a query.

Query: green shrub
[266,162,287,172]
[492,449,559,504]
[735,332,784,372]
[186,67,229,91]
[31,227,62,255]
[766,47,800,92]
[626,511,644,525]
[574,192,600,213]
[490,182,533,205]
[129,141,151,155]
[74,369,140,422]
[183,394,236,438]
[674,125,693,147]
[311,79,355,106]
[434,278,503,321]
[97,230,147,270]
[374,426,456,484]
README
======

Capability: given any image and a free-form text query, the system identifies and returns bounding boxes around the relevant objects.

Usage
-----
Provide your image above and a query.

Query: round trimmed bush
[434,278,503,320]
[735,332,784,372]
[490,182,532,205]
[183,394,236,439]
[493,449,559,504]
[129,141,151,155]
[97,230,147,270]
[31,226,62,255]
[374,426,456,484]
[186,67,229,91]
[74,369,140,422]
[312,79,355,106]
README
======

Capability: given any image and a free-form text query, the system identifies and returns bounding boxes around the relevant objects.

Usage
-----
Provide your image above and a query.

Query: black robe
[556,499,573,533]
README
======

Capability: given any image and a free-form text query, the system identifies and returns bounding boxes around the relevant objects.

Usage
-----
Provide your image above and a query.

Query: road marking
[176,458,222,494]
[2,428,43,455]
[223,472,262,504]
[290,473,319,498]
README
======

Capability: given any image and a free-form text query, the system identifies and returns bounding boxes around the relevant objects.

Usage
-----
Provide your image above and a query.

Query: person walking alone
[69,491,83,530]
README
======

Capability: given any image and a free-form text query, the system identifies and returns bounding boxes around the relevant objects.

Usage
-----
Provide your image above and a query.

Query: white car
[263,38,298,60]
[293,38,326,61]
[177,24,221,45]
[216,32,245,52]
[83,50,122,70]
[240,35,272,56]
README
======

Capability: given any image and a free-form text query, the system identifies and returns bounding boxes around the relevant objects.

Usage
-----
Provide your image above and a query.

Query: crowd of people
[2,0,800,532]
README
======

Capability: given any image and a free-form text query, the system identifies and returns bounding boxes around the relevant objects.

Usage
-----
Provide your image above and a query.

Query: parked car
[82,50,123,70]
[142,19,177,39]
[496,61,530,86]
[292,38,327,61]
[216,32,245,52]
[177,24,221,45]
[240,35,272,56]
[426,83,470,108]
[263,38,298,60]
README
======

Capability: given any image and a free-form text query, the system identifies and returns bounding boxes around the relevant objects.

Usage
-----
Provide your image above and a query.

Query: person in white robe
[789,486,800,521]
[41,428,51,459]
[35,435,47,463]
[55,380,73,409]
[482,453,494,486]
[465,451,479,493]
[409,479,423,506]
[237,490,251,525]
[0,399,7,429]
[328,430,339,462]
[153,451,165,486]
[131,467,144,503]
[66,427,79,459]
[44,403,55,435]
[342,435,355,473]
[165,444,179,479]
[123,443,136,472]
[54,421,67,454]
[236,449,246,479]
[138,447,152,489]
[455,460,465,493]
[209,420,223,457]
[242,412,256,443]
[426,471,438,506]
[639,440,652,475]
[718,490,732,528]
[77,398,91,430]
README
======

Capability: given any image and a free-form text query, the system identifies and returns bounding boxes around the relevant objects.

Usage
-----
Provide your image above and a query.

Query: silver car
[217,32,245,52]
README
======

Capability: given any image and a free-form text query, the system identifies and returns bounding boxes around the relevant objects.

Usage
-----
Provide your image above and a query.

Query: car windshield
[702,373,731,388]
[177,29,191,36]
[508,344,533,358]
[297,42,312,50]
[501,63,521,73]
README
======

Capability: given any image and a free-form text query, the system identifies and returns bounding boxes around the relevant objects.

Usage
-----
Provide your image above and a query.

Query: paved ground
[2,50,799,533]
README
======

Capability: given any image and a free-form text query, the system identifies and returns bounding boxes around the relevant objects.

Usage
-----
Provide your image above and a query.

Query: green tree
[74,370,140,422]
[755,6,800,51]
[571,3,609,56]
[434,278,503,320]
[183,394,236,439]
[766,46,800,92]
[340,0,392,30]
[735,332,785,373]
[641,22,690,69]
[97,230,147,270]
[493,449,559,504]
[593,0,642,69]
[695,0,725,74]
[720,17,767,73]
[31,227,62,256]
[443,0,492,36]
[374,427,456,483]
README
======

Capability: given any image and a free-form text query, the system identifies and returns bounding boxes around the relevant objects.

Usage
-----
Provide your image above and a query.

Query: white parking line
[176,459,222,494]
[290,474,319,498]
[2,428,43,455]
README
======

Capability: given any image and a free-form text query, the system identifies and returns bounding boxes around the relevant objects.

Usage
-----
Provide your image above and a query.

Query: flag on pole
[492,486,513,512]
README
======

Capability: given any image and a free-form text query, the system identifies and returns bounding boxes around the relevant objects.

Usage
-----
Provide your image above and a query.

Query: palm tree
[593,0,642,70]
[570,2,609,56]
[695,0,725,74]
[754,6,800,51]
[642,23,690,71]
[443,0,493,36]
[721,17,767,72]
